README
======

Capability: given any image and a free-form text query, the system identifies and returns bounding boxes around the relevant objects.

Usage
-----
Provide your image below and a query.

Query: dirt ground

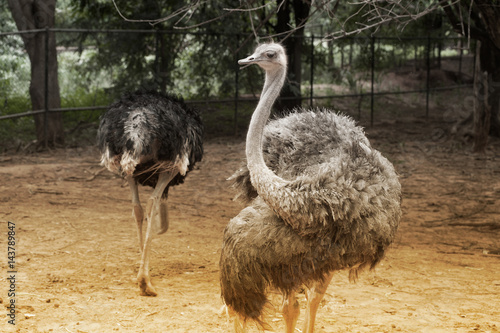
[1,113,499,333]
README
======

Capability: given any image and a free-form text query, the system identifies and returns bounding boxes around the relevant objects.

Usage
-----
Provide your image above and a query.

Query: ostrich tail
[228,162,257,203]
[219,199,334,325]
[219,202,286,325]
[221,197,400,321]
[220,242,270,326]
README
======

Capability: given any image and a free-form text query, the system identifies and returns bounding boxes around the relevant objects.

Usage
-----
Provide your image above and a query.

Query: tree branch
[441,0,487,41]
[111,0,205,26]
[107,0,492,46]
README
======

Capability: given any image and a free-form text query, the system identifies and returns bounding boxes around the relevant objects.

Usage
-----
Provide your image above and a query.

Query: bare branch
[325,0,463,39]
[173,10,233,30]
[467,0,474,49]
[108,0,485,46]
[266,5,322,41]
[174,1,201,26]
[223,2,271,12]
[247,5,259,42]
[236,5,279,54]
[441,0,486,41]
[111,0,198,25]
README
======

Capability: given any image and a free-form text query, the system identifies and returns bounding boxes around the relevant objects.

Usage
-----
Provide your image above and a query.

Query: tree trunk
[273,0,311,114]
[478,39,500,138]
[441,0,500,141]
[7,0,63,147]
[156,32,169,94]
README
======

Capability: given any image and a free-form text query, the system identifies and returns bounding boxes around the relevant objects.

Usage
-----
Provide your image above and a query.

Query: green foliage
[0,1,17,32]
[0,53,30,96]
[62,88,110,123]
[0,95,35,146]
[0,36,114,146]
[0,0,482,147]
[58,0,259,99]
[61,87,111,146]
[57,48,114,145]
[0,32,34,146]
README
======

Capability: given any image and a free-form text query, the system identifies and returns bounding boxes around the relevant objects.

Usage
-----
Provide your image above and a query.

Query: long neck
[246,65,287,188]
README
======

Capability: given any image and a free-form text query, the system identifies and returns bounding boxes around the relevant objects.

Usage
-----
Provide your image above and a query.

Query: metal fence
[0,28,475,140]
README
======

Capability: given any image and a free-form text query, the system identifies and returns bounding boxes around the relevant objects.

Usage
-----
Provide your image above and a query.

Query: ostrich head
[238,42,287,71]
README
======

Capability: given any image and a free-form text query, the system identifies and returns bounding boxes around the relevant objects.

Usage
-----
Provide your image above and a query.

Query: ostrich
[219,43,402,332]
[97,90,203,296]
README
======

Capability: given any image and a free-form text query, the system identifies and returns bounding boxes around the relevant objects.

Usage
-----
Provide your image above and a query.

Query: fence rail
[0,28,475,140]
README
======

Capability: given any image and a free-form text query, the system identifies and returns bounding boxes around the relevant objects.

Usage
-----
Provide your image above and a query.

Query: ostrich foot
[137,274,157,297]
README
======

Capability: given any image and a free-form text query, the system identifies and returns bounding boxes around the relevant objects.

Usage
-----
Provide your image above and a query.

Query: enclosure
[1,29,475,144]
[1,26,500,333]
[1,103,499,332]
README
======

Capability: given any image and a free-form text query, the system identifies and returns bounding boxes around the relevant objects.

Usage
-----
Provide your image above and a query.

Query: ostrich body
[97,90,203,296]
[219,43,401,332]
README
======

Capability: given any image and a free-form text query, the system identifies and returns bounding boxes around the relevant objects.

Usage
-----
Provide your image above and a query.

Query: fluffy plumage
[231,110,400,236]
[222,110,401,320]
[219,43,402,330]
[97,90,203,195]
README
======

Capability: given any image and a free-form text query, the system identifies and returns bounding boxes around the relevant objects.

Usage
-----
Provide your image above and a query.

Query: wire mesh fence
[0,28,475,145]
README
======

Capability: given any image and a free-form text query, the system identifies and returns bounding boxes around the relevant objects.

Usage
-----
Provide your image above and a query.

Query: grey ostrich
[219,43,402,332]
[97,90,203,296]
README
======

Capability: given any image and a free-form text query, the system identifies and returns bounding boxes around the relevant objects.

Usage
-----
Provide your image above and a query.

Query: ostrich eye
[266,52,276,59]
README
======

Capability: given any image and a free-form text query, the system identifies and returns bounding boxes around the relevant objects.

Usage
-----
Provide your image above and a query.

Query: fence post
[458,38,463,82]
[437,35,442,69]
[340,45,344,68]
[310,35,314,108]
[370,36,375,126]
[425,34,431,120]
[154,30,160,87]
[414,44,418,71]
[472,39,477,83]
[349,39,353,67]
[44,27,50,148]
[234,35,240,136]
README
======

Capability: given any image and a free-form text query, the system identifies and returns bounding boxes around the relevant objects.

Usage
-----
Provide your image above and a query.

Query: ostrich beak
[238,54,259,68]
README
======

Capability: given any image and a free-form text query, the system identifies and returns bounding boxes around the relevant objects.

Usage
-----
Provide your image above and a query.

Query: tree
[316,0,500,152]
[217,0,313,112]
[69,0,187,95]
[245,0,500,150]
[170,0,499,150]
[115,0,316,112]
[69,0,255,99]
[440,0,500,152]
[7,0,63,147]
[271,0,311,112]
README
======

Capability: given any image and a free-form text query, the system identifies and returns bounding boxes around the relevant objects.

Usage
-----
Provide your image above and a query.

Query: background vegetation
[0,1,480,150]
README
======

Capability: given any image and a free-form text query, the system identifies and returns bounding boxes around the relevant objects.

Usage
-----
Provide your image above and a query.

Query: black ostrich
[97,90,203,296]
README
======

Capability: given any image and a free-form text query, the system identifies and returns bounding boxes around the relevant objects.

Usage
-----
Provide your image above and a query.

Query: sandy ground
[0,115,499,333]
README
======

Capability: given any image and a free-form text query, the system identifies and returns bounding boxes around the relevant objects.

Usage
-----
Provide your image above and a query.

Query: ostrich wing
[231,110,401,237]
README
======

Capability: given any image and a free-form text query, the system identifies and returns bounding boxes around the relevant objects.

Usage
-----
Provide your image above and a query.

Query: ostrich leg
[127,176,144,250]
[232,314,247,333]
[282,292,300,333]
[137,170,177,296]
[156,197,169,235]
[302,272,334,333]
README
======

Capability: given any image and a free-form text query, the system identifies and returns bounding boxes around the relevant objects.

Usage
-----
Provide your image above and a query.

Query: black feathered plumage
[97,90,203,296]
[97,90,203,195]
